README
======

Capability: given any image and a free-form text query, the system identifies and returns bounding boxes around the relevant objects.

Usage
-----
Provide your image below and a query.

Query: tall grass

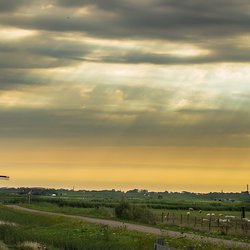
[0,206,246,250]
[0,206,155,249]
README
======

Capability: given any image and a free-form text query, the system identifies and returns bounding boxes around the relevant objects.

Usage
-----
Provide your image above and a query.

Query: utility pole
[28,190,32,204]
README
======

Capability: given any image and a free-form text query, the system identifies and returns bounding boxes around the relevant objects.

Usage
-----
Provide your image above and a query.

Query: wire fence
[159,212,250,236]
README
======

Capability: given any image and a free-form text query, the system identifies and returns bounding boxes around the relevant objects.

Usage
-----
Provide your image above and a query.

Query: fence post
[154,238,164,250]
[167,212,169,222]
[241,207,246,219]
[180,214,183,224]
[161,212,164,223]
[225,220,228,234]
[208,217,212,231]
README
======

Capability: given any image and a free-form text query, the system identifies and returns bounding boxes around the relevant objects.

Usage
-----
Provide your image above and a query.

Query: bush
[131,205,156,224]
[115,200,131,219]
[115,200,156,224]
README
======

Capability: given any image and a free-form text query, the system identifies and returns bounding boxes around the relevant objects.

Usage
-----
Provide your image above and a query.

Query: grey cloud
[1,0,250,150]
[1,83,250,147]
[3,41,250,69]
[81,84,174,112]
[1,0,250,66]
[1,0,250,41]
[0,52,76,69]
[0,35,91,65]
[0,69,43,89]
[0,0,31,12]
[115,46,250,65]
[0,108,132,139]
[1,106,250,147]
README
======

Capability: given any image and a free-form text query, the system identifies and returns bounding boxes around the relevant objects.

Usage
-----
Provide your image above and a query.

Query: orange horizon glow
[1,146,249,193]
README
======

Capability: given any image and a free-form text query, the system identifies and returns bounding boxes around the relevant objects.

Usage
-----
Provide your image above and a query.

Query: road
[6,205,250,249]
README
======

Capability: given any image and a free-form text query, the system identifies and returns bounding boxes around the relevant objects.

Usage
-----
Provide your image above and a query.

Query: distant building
[241,184,249,196]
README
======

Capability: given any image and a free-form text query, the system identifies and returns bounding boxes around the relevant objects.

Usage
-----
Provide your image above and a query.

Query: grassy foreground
[18,202,250,242]
[0,206,248,250]
[0,206,156,250]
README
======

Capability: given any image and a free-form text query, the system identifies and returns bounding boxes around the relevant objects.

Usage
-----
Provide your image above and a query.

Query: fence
[159,212,249,236]
[154,238,180,250]
[154,244,178,250]
[153,238,194,250]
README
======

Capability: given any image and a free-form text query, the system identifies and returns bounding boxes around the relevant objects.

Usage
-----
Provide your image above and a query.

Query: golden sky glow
[0,0,250,191]
[1,145,250,192]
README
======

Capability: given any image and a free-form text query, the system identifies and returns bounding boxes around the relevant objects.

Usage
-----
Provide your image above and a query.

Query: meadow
[0,188,249,249]
[1,206,244,250]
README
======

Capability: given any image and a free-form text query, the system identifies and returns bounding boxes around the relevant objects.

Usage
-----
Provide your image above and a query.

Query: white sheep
[242,218,250,222]
[219,219,230,223]
[225,215,235,219]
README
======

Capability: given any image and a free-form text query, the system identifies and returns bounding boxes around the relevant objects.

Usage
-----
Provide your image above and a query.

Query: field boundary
[6,205,250,249]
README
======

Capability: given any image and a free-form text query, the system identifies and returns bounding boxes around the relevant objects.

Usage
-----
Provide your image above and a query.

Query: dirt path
[6,205,250,249]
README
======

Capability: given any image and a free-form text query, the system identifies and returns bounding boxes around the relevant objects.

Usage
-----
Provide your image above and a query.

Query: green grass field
[0,206,156,250]
[1,189,249,249]
[13,200,250,245]
[0,206,248,250]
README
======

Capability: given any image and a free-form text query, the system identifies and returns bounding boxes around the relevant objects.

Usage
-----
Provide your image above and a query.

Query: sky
[0,0,250,192]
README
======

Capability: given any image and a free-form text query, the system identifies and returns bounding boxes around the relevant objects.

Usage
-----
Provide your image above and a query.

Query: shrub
[115,200,131,220]
[115,200,156,224]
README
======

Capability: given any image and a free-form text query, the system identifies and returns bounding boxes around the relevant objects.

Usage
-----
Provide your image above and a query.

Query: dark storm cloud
[0,35,91,66]
[0,52,77,69]
[1,105,250,147]
[0,0,31,12]
[2,32,250,71]
[1,0,250,41]
[0,35,90,89]
[0,69,43,89]
[0,108,137,141]
[1,0,250,65]
[1,83,250,147]
[1,0,250,150]
[1,74,250,147]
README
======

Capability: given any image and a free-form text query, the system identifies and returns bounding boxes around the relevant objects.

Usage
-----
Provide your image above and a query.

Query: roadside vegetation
[0,206,247,250]
[0,206,156,249]
[115,199,156,224]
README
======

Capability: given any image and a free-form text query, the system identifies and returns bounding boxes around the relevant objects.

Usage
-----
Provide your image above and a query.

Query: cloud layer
[0,0,250,148]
